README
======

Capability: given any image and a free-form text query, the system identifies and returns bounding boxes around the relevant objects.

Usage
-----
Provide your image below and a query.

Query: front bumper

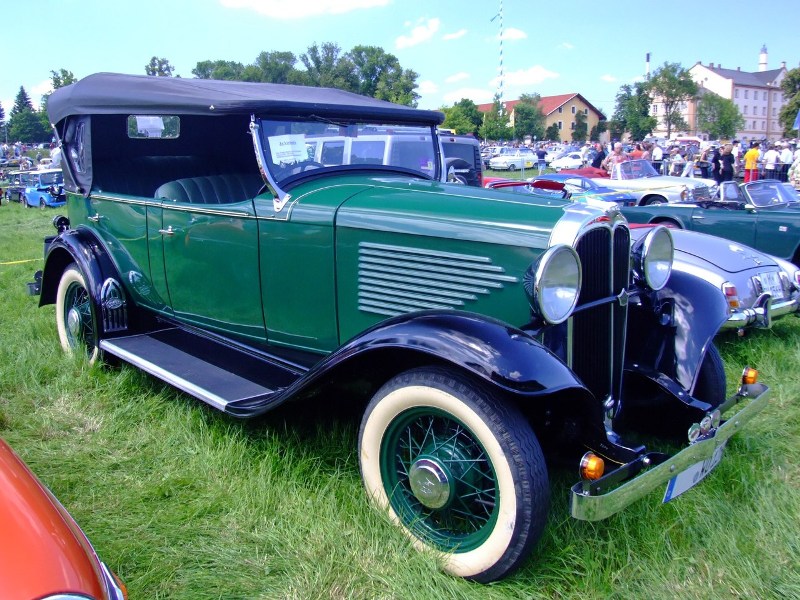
[570,381,769,521]
[719,292,800,332]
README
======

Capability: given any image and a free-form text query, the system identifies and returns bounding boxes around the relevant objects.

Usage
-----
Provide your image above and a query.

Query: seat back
[155,173,263,204]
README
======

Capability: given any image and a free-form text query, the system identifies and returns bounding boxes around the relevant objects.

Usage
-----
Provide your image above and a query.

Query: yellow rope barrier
[0,258,40,265]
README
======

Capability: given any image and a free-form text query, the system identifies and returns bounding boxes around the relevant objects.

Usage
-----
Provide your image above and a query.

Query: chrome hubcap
[408,458,452,509]
[67,307,82,340]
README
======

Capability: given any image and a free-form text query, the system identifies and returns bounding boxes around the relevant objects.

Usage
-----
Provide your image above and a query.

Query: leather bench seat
[154,173,263,204]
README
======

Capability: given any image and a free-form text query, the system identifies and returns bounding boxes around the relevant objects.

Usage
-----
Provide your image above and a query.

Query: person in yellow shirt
[743,142,760,183]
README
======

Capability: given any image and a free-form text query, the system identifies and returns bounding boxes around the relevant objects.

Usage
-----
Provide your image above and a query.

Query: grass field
[0,201,798,599]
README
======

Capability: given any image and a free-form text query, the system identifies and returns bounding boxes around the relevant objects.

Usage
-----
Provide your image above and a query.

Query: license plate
[663,442,726,503]
[759,271,784,299]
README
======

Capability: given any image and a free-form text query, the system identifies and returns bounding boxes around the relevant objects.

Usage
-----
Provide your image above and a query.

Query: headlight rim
[632,226,674,291]
[525,244,582,325]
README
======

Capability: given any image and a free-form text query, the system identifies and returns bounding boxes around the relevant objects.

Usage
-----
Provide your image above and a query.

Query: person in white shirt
[779,144,794,182]
[762,145,780,180]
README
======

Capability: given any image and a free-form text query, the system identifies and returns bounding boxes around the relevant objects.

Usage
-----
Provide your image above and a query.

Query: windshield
[258,118,439,188]
[744,181,799,207]
[40,172,63,186]
[617,160,658,180]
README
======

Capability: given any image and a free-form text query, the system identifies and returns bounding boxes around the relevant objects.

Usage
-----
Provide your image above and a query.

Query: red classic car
[0,438,126,600]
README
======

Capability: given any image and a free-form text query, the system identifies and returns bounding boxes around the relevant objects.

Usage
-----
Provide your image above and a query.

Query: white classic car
[488,148,537,171]
[590,159,718,206]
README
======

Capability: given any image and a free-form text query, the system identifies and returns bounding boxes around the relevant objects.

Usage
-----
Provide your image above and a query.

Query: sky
[3,0,800,125]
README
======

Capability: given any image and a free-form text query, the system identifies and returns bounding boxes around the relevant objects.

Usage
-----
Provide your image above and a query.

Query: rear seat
[154,173,263,205]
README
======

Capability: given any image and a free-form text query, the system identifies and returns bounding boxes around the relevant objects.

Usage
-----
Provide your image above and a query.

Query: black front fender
[627,270,729,394]
[333,310,590,396]
[228,310,596,419]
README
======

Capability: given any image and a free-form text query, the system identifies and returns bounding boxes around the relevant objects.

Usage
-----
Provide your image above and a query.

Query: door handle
[88,213,101,222]
[690,215,704,220]
[159,226,177,236]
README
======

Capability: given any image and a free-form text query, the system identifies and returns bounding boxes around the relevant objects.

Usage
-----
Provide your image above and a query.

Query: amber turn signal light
[579,452,605,481]
[741,367,758,385]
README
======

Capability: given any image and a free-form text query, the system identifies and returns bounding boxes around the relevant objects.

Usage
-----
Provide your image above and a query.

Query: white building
[651,47,789,142]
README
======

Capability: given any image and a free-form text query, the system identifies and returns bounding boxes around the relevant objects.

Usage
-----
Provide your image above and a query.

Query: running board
[99,328,301,413]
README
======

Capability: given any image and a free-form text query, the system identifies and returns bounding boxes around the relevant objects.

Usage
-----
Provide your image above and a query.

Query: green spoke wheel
[359,367,549,582]
[56,263,100,363]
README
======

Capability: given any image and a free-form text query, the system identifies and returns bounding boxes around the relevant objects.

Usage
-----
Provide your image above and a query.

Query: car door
[160,194,266,342]
[684,205,758,248]
[751,206,800,260]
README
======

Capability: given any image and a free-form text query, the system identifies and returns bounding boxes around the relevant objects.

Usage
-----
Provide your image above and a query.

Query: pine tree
[11,87,34,117]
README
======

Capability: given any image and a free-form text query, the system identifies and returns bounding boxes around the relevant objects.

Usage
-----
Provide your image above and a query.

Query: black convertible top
[47,72,444,126]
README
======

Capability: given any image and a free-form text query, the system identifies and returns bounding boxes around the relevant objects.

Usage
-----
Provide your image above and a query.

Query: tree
[299,43,358,92]
[50,69,77,90]
[192,60,245,80]
[145,57,175,77]
[251,51,300,84]
[779,67,800,136]
[612,83,656,141]
[589,116,607,141]
[478,95,513,142]
[0,101,5,142]
[10,87,34,117]
[512,94,546,142]
[544,123,560,141]
[646,62,697,139]
[696,91,744,139]
[8,109,50,142]
[347,45,418,106]
[441,99,482,136]
[571,111,588,142]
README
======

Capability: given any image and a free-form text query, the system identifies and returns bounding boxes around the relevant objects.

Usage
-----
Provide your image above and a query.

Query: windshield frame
[252,115,441,209]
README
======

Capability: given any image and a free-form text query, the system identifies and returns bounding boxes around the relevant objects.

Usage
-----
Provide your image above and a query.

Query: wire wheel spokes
[64,282,96,354]
[387,409,498,551]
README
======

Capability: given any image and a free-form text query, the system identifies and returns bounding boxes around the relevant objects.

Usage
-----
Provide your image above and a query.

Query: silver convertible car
[485,179,800,334]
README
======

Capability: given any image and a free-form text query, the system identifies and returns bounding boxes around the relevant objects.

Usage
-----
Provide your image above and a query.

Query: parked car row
[2,168,66,208]
[19,73,775,585]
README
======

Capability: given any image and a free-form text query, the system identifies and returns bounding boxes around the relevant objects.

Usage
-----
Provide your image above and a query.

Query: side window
[321,141,345,165]
[351,140,385,164]
[71,121,87,174]
[127,115,180,139]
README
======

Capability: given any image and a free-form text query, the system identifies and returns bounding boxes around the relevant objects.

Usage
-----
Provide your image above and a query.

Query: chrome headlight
[632,226,673,290]
[524,245,582,325]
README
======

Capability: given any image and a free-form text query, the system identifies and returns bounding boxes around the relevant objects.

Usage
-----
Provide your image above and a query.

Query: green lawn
[1,201,798,599]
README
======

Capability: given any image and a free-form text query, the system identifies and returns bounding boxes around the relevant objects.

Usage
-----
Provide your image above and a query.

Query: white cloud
[219,0,389,19]
[558,42,574,50]
[443,87,494,105]
[416,80,438,95]
[443,28,467,41]
[501,28,527,41]
[494,65,559,88]
[396,18,440,49]
[445,72,470,84]
[601,74,617,83]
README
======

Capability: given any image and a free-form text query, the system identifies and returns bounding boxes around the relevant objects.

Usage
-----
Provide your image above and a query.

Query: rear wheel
[55,263,100,363]
[20,194,28,208]
[507,163,517,171]
[359,367,549,582]
[40,198,46,209]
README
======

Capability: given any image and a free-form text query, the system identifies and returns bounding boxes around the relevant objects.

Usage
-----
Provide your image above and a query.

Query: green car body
[622,179,800,265]
[32,73,769,583]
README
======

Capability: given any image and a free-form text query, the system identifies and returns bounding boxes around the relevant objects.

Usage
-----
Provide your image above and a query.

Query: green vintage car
[623,179,800,266]
[33,73,768,582]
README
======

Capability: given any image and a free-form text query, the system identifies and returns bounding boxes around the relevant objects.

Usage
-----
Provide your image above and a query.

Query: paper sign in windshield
[270,134,306,164]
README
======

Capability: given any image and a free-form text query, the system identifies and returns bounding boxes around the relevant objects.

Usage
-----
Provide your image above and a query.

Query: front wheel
[55,263,100,363]
[693,343,726,408]
[359,367,549,582]
[20,194,28,208]
[40,198,47,209]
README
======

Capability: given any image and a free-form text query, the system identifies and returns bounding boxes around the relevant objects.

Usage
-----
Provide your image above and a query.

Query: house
[650,47,789,142]
[476,93,606,142]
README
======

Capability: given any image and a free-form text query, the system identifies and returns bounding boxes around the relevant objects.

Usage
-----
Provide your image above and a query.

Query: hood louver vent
[358,242,518,317]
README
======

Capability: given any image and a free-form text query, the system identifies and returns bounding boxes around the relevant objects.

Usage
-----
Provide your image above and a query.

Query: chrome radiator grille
[571,225,630,404]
